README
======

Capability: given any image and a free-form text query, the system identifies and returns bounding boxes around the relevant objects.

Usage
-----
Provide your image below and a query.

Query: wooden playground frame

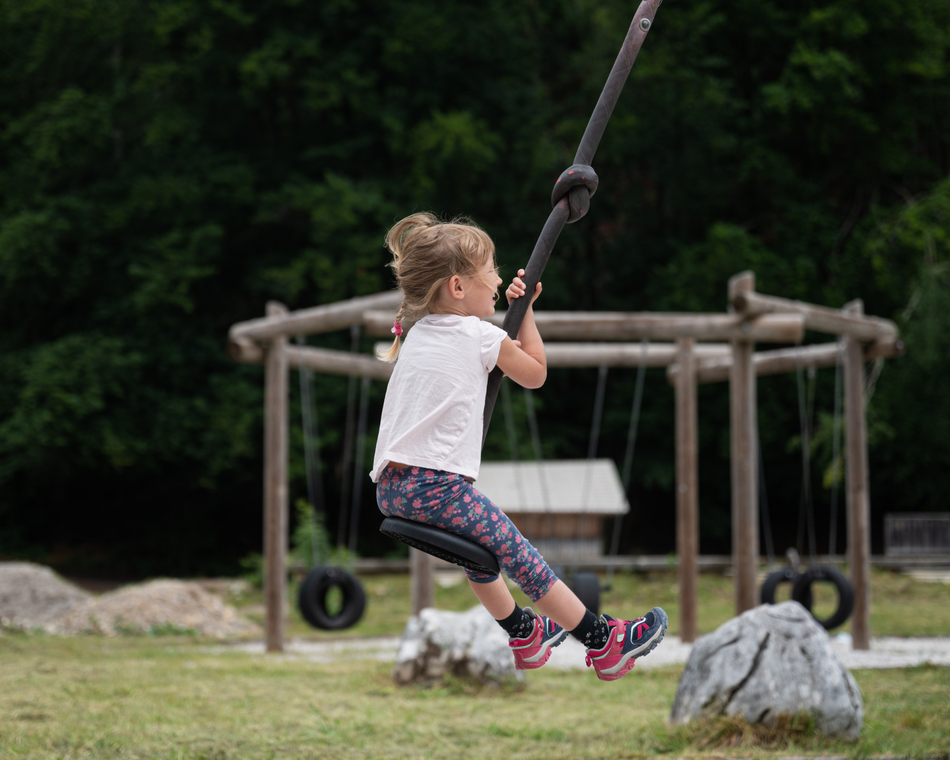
[227,271,903,652]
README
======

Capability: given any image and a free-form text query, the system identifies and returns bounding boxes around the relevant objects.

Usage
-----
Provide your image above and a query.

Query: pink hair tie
[391,321,403,337]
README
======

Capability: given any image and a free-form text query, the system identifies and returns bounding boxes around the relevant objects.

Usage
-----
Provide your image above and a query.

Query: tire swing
[759,347,853,631]
[758,551,812,610]
[792,564,854,631]
[758,444,811,608]
[298,566,366,630]
[296,339,366,630]
[789,346,853,630]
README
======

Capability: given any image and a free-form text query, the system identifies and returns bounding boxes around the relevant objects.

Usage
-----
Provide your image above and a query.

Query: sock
[570,609,608,650]
[496,605,533,639]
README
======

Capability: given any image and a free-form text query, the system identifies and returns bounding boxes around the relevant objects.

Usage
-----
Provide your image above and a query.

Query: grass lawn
[1,566,948,759]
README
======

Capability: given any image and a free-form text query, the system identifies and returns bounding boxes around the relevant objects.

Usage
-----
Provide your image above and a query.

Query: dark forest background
[1,0,948,578]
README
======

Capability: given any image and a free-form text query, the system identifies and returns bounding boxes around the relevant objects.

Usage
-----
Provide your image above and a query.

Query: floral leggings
[376,466,558,603]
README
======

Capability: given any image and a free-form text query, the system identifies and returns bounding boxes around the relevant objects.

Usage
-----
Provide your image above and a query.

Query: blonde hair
[378,212,496,362]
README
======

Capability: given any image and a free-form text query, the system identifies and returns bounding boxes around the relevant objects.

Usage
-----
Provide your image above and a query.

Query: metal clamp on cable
[551,164,599,223]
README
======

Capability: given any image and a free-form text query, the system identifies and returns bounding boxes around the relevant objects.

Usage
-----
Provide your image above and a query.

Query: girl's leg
[467,576,517,619]
[534,579,587,631]
[467,574,587,629]
[470,575,569,671]
[377,467,560,604]
[379,468,634,659]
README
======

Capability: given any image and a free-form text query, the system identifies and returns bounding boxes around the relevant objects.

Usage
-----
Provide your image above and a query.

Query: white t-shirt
[370,313,507,482]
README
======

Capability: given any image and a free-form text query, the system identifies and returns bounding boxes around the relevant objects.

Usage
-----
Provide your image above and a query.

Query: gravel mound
[0,562,92,629]
[54,579,261,638]
[0,562,260,638]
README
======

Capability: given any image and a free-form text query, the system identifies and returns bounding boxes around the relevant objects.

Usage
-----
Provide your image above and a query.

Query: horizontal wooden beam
[666,336,905,384]
[228,340,395,381]
[365,310,805,343]
[287,345,394,381]
[228,335,265,363]
[245,333,904,384]
[370,341,734,370]
[731,291,898,341]
[543,342,730,368]
[227,291,402,360]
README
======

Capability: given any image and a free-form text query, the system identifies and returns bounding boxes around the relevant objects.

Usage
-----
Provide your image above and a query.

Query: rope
[581,365,609,511]
[347,376,371,563]
[605,340,648,588]
[481,0,661,445]
[523,387,552,514]
[501,379,520,463]
[296,335,326,568]
[795,347,819,564]
[500,379,528,509]
[757,432,776,568]
[619,342,648,493]
[337,325,361,550]
[525,387,544,463]
[586,365,609,460]
[828,339,845,560]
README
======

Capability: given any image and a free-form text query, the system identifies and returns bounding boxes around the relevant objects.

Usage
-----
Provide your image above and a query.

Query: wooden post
[675,338,699,642]
[729,273,759,615]
[263,302,289,653]
[410,549,435,616]
[844,300,872,650]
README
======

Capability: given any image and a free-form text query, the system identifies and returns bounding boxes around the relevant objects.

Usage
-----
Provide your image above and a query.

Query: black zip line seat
[380,517,500,576]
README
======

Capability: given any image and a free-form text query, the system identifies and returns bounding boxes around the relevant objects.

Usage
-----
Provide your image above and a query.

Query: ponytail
[377,305,406,363]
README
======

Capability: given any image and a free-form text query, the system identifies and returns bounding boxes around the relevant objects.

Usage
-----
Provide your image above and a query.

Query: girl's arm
[496,269,546,389]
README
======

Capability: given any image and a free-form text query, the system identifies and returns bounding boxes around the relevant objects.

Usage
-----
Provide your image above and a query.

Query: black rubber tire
[571,572,601,616]
[760,567,812,609]
[791,565,855,631]
[298,566,366,631]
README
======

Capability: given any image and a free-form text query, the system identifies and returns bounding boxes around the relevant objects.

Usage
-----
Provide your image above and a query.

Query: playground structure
[227,271,904,653]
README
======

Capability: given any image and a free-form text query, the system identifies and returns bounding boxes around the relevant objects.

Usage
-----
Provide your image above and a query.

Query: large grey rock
[392,605,522,686]
[670,601,862,740]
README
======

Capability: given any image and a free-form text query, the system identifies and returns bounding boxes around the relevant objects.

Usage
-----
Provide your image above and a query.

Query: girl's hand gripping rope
[496,268,546,389]
[506,268,542,307]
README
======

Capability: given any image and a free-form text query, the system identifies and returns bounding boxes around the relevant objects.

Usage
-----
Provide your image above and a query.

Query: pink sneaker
[508,608,567,670]
[585,607,668,681]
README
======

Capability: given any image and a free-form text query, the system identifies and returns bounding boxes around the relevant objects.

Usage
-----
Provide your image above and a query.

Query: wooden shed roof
[475,459,629,515]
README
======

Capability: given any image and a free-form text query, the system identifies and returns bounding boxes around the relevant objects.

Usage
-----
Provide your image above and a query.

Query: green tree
[0,0,947,572]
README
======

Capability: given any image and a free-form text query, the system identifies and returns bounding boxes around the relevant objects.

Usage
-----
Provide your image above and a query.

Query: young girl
[371,212,667,680]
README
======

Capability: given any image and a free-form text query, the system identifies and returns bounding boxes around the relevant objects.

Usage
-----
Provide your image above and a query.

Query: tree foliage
[1,0,948,573]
